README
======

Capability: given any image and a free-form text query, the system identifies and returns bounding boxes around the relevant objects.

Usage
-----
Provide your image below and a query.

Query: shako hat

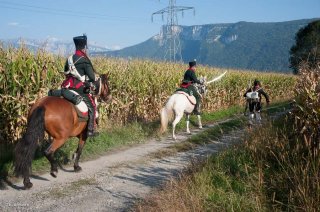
[189,59,196,67]
[73,34,87,49]
[254,79,261,86]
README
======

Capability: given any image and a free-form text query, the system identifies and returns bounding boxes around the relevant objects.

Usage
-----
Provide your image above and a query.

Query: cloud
[8,22,19,26]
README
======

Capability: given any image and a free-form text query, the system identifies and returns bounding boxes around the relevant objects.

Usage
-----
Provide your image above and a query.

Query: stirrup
[87,131,99,137]
[192,110,201,115]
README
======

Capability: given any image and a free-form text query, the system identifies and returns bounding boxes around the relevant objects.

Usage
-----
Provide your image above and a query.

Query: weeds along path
[0,118,246,212]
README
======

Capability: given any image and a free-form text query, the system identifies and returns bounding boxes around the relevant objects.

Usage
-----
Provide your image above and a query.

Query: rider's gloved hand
[90,82,96,91]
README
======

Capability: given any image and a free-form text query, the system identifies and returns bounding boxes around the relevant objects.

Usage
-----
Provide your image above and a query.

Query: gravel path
[0,122,244,212]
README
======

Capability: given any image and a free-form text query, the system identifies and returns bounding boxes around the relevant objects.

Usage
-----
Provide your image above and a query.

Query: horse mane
[100,74,109,86]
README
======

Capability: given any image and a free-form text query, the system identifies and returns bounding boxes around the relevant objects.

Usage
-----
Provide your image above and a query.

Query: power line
[152,0,195,62]
[0,1,150,23]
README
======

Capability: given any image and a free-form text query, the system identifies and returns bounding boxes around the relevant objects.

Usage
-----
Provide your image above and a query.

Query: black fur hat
[189,60,196,67]
[73,34,87,49]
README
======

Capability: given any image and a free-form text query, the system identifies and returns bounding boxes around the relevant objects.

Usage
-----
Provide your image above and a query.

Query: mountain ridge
[0,38,111,56]
[98,18,319,73]
[1,18,318,73]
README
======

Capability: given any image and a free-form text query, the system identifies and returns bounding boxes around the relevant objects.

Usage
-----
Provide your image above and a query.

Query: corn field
[0,45,297,143]
[244,62,320,211]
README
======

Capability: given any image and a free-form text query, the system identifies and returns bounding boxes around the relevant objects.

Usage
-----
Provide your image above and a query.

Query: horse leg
[172,112,183,140]
[74,134,86,172]
[23,171,33,190]
[186,114,191,134]
[255,111,262,125]
[197,115,203,129]
[44,138,65,178]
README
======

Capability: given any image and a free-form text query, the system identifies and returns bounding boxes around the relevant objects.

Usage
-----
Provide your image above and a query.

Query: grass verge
[0,101,290,186]
[135,102,319,211]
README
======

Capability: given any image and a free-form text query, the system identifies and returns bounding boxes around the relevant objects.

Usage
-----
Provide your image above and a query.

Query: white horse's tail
[160,106,173,133]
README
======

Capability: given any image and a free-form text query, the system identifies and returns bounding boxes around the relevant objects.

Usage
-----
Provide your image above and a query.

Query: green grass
[135,101,292,211]
[0,101,291,182]
[31,122,148,174]
[189,118,244,145]
[174,105,244,132]
[203,148,263,211]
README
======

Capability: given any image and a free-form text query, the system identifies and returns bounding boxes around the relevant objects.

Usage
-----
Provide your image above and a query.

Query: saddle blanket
[68,90,99,120]
[175,91,196,105]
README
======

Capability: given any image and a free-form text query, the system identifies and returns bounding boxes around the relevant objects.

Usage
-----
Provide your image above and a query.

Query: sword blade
[207,71,227,84]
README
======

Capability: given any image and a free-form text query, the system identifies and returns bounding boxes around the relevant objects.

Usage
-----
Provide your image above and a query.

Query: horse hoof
[24,182,33,190]
[50,171,58,178]
[199,126,203,129]
[74,166,82,172]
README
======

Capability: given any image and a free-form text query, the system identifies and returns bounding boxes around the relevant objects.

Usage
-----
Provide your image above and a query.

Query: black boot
[193,103,201,115]
[61,89,83,105]
[48,89,62,97]
[87,106,98,137]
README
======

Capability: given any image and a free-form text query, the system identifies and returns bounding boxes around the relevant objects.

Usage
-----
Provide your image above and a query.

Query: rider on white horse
[180,60,204,115]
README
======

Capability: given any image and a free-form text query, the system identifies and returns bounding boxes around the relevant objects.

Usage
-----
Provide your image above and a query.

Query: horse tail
[160,105,173,133]
[14,107,45,177]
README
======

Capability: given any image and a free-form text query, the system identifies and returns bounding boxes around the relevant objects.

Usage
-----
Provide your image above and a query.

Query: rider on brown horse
[49,34,98,137]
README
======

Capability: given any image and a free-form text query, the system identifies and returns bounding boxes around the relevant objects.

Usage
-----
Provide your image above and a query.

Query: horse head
[93,74,112,103]
[195,76,208,97]
[196,71,227,98]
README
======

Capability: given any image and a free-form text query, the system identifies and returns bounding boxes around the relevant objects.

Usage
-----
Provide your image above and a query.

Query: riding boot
[193,102,201,115]
[87,113,96,137]
[48,89,62,97]
[61,89,83,105]
[83,96,98,137]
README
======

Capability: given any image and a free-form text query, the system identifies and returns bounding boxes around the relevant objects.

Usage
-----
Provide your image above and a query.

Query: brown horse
[14,74,111,189]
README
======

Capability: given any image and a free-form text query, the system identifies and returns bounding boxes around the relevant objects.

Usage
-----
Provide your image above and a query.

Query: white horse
[160,72,227,140]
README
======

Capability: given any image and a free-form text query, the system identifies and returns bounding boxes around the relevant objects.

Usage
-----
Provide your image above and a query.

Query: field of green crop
[0,45,297,143]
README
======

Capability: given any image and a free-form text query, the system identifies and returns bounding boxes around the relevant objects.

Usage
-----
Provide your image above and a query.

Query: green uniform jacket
[183,69,201,84]
[64,54,96,83]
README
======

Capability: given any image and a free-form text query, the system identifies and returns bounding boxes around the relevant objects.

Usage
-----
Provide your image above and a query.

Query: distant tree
[289,20,320,74]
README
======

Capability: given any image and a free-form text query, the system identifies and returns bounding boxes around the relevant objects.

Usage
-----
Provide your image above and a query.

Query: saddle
[48,89,99,122]
[175,88,196,105]
[73,99,89,122]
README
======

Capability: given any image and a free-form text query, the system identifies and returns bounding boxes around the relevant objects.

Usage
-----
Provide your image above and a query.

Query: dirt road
[0,123,244,212]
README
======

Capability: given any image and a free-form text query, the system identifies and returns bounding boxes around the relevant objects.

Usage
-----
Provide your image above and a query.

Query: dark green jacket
[183,68,201,84]
[64,54,95,82]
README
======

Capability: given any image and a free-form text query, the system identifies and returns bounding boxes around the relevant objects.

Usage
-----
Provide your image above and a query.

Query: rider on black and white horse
[244,79,270,124]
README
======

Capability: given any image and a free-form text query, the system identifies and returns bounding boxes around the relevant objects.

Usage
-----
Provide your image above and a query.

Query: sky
[0,0,319,50]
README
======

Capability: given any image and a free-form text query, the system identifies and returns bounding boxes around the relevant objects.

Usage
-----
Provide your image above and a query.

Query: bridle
[93,74,110,102]
[194,77,207,98]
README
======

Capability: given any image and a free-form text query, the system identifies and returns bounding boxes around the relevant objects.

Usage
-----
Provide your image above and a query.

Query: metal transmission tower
[152,0,195,62]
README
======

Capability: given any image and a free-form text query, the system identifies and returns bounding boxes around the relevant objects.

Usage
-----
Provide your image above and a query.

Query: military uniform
[244,80,270,124]
[181,61,203,115]
[59,35,97,137]
[243,81,270,112]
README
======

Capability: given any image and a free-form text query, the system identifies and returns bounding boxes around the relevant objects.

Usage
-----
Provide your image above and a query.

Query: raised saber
[206,71,227,84]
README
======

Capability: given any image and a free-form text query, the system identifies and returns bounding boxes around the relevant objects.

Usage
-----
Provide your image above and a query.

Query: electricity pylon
[152,0,195,62]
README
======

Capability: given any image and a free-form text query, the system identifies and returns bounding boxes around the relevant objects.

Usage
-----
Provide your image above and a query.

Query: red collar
[188,67,196,72]
[75,50,87,57]
[253,85,260,91]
